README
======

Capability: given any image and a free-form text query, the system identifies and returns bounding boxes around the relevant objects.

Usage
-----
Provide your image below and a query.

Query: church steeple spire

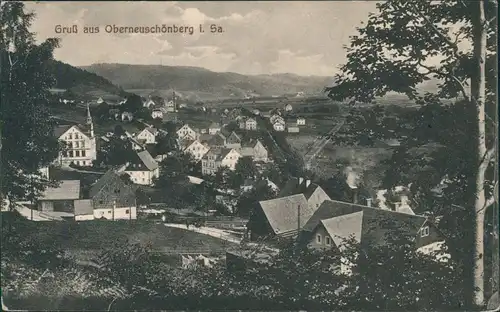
[86,103,94,138]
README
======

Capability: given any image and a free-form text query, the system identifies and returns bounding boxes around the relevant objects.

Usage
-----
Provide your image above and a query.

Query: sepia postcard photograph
[0,1,498,310]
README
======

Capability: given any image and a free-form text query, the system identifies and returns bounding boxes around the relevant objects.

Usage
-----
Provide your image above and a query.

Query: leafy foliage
[0,2,62,201]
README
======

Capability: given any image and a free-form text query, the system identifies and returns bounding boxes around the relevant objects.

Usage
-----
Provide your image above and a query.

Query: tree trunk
[471,0,488,307]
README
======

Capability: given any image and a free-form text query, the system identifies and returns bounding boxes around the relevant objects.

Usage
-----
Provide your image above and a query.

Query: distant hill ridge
[48,60,128,97]
[79,63,334,98]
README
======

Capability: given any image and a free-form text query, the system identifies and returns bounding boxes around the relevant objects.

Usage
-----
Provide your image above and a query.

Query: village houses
[86,170,138,220]
[245,117,258,130]
[269,114,284,125]
[121,111,134,121]
[37,180,81,214]
[273,121,285,132]
[181,139,210,161]
[143,98,156,109]
[284,103,293,112]
[135,127,159,145]
[54,104,97,167]
[209,122,222,135]
[151,109,163,120]
[225,131,242,149]
[201,148,242,175]
[297,117,306,125]
[239,139,269,162]
[119,150,159,185]
[177,124,198,141]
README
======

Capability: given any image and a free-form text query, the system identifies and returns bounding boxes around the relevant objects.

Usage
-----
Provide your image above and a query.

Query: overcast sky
[25,1,379,76]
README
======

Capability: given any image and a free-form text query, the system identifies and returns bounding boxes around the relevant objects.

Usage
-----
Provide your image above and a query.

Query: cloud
[25,1,378,76]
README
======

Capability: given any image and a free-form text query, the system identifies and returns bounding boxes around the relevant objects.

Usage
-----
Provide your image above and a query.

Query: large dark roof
[279,177,324,200]
[304,200,428,246]
[89,169,132,198]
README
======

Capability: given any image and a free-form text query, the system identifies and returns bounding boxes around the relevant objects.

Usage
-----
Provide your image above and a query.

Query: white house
[201,148,242,175]
[121,150,160,185]
[121,111,133,121]
[54,105,97,167]
[177,124,198,141]
[151,109,163,119]
[284,103,293,112]
[208,122,221,135]
[135,127,158,145]
[182,140,210,161]
[88,170,138,221]
[270,114,285,125]
[273,121,285,132]
[240,139,269,162]
[245,118,257,131]
[143,98,156,109]
[297,117,306,125]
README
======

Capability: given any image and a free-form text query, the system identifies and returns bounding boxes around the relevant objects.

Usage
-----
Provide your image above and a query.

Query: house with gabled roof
[301,200,444,253]
[143,98,156,109]
[120,150,159,185]
[225,131,242,149]
[245,118,257,130]
[37,180,81,213]
[207,132,227,148]
[88,169,137,220]
[279,177,331,212]
[240,139,268,162]
[54,120,96,167]
[176,124,198,141]
[135,127,159,145]
[247,194,316,242]
[201,148,241,175]
[208,122,221,135]
[182,139,209,161]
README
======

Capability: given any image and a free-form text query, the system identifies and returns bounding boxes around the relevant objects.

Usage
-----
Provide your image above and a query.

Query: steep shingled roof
[259,194,312,236]
[306,200,428,247]
[137,150,159,171]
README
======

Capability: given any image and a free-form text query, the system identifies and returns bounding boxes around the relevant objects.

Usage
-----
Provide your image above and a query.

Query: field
[287,133,394,186]
[5,216,235,265]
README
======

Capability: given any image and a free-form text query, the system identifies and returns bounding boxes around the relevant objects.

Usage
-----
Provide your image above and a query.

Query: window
[108,210,112,214]
[82,150,86,157]
[421,226,430,237]
[68,133,72,139]
[68,151,74,157]
[125,209,130,214]
[99,200,103,204]
[326,237,331,245]
[75,150,80,157]
[81,141,85,148]
[317,235,321,243]
[75,133,79,139]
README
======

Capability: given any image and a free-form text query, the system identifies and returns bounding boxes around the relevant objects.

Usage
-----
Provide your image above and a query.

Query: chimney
[366,198,372,207]
[352,188,359,204]
[306,180,311,187]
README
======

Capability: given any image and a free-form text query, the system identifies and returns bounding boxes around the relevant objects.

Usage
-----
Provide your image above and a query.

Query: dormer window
[421,226,430,237]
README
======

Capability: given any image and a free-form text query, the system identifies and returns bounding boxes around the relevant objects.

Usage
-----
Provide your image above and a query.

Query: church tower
[86,103,95,138]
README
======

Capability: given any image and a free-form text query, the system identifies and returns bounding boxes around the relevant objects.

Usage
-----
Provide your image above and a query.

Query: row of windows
[63,150,87,157]
[70,160,91,166]
[66,133,83,140]
[67,141,86,148]
[317,234,332,246]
